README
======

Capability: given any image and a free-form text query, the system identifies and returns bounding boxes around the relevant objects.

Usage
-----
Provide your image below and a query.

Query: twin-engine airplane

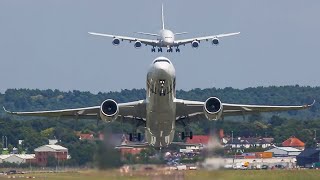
[4,57,315,148]
[88,5,240,52]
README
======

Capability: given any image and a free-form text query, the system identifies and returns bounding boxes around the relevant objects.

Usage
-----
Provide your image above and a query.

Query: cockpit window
[154,59,170,64]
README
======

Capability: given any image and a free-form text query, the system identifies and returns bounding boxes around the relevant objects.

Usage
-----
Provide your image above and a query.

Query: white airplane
[4,57,315,148]
[88,5,240,52]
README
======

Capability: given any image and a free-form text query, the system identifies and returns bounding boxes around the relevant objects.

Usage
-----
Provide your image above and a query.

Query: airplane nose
[154,62,170,75]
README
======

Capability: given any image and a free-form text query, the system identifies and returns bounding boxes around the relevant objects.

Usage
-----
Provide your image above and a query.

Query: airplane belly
[146,111,175,147]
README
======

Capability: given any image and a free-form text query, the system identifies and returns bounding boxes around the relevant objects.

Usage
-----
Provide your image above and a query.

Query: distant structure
[282,136,305,150]
[225,137,272,149]
[0,154,35,164]
[34,145,68,166]
[265,146,302,157]
[48,139,59,145]
[296,148,320,167]
[78,133,94,140]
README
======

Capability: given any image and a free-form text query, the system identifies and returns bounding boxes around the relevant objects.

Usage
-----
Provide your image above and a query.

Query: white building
[265,147,302,157]
[0,154,35,164]
[225,137,272,149]
[0,155,11,163]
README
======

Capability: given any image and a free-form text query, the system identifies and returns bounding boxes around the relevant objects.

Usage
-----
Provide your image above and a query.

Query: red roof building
[79,133,94,140]
[282,136,305,150]
[186,135,210,145]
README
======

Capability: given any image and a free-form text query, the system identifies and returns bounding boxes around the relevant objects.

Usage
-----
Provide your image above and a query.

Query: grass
[2,169,320,180]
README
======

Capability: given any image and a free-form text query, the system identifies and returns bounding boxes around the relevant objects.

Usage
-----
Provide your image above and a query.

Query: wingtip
[305,100,316,108]
[3,106,10,113]
[310,100,316,106]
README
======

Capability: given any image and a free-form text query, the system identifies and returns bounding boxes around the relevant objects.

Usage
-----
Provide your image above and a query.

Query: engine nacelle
[134,41,142,48]
[191,41,199,48]
[204,97,223,120]
[112,38,120,46]
[212,38,219,45]
[100,99,119,122]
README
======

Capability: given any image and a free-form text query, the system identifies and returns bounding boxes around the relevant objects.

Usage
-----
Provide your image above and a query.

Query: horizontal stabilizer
[174,32,188,35]
[134,32,160,37]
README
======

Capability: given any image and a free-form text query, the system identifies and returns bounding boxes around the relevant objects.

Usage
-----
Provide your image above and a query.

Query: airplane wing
[175,99,315,121]
[88,32,158,47]
[3,100,146,120]
[174,32,240,46]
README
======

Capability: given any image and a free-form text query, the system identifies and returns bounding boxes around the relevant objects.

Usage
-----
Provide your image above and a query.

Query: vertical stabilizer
[161,4,165,30]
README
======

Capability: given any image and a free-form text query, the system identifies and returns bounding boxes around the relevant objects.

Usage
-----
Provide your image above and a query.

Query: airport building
[296,148,320,167]
[225,137,273,149]
[0,154,35,164]
[265,147,302,157]
[34,145,68,166]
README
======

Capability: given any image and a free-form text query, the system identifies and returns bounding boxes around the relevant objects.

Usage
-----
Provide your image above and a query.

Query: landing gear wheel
[129,133,133,141]
[181,132,185,140]
[181,131,193,140]
[137,133,142,141]
[158,48,162,52]
[176,48,180,52]
[151,48,155,52]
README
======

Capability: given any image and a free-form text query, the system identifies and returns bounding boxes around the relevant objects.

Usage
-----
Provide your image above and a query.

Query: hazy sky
[0,0,319,93]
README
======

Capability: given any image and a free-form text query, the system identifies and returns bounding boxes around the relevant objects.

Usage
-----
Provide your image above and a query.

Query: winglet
[308,100,316,107]
[3,106,12,114]
[304,100,316,108]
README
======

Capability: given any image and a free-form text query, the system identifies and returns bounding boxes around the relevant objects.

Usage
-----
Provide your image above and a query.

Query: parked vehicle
[176,165,187,170]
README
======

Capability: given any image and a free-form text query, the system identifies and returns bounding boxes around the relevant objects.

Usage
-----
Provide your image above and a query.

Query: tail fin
[161,4,165,30]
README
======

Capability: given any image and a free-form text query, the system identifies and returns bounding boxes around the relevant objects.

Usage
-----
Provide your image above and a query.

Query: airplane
[3,57,315,148]
[88,5,240,52]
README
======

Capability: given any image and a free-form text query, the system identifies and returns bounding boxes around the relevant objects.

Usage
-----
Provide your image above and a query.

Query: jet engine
[134,41,142,48]
[204,97,223,120]
[191,41,199,48]
[212,38,219,45]
[100,99,119,122]
[112,38,120,46]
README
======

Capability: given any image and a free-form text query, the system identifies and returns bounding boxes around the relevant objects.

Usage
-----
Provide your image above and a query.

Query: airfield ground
[2,169,320,180]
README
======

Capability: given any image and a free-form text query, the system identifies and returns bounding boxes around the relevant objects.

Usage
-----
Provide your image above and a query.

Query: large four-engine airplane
[4,57,315,148]
[88,5,240,52]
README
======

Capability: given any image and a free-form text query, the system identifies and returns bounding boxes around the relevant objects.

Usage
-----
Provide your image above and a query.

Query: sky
[0,0,319,93]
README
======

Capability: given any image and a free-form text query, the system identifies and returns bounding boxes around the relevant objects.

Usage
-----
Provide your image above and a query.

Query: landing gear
[129,132,142,142]
[178,118,193,140]
[151,47,156,52]
[181,131,193,140]
[158,47,162,52]
[176,48,180,52]
[167,48,173,52]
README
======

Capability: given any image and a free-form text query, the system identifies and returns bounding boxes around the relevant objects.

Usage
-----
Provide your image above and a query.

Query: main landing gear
[181,131,193,140]
[151,47,180,52]
[129,132,142,142]
[178,118,193,140]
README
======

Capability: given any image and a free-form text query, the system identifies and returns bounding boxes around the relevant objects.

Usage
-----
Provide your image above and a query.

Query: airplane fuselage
[158,29,175,47]
[145,57,176,147]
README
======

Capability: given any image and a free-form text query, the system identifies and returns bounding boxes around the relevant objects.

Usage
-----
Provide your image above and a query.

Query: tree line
[0,86,319,166]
